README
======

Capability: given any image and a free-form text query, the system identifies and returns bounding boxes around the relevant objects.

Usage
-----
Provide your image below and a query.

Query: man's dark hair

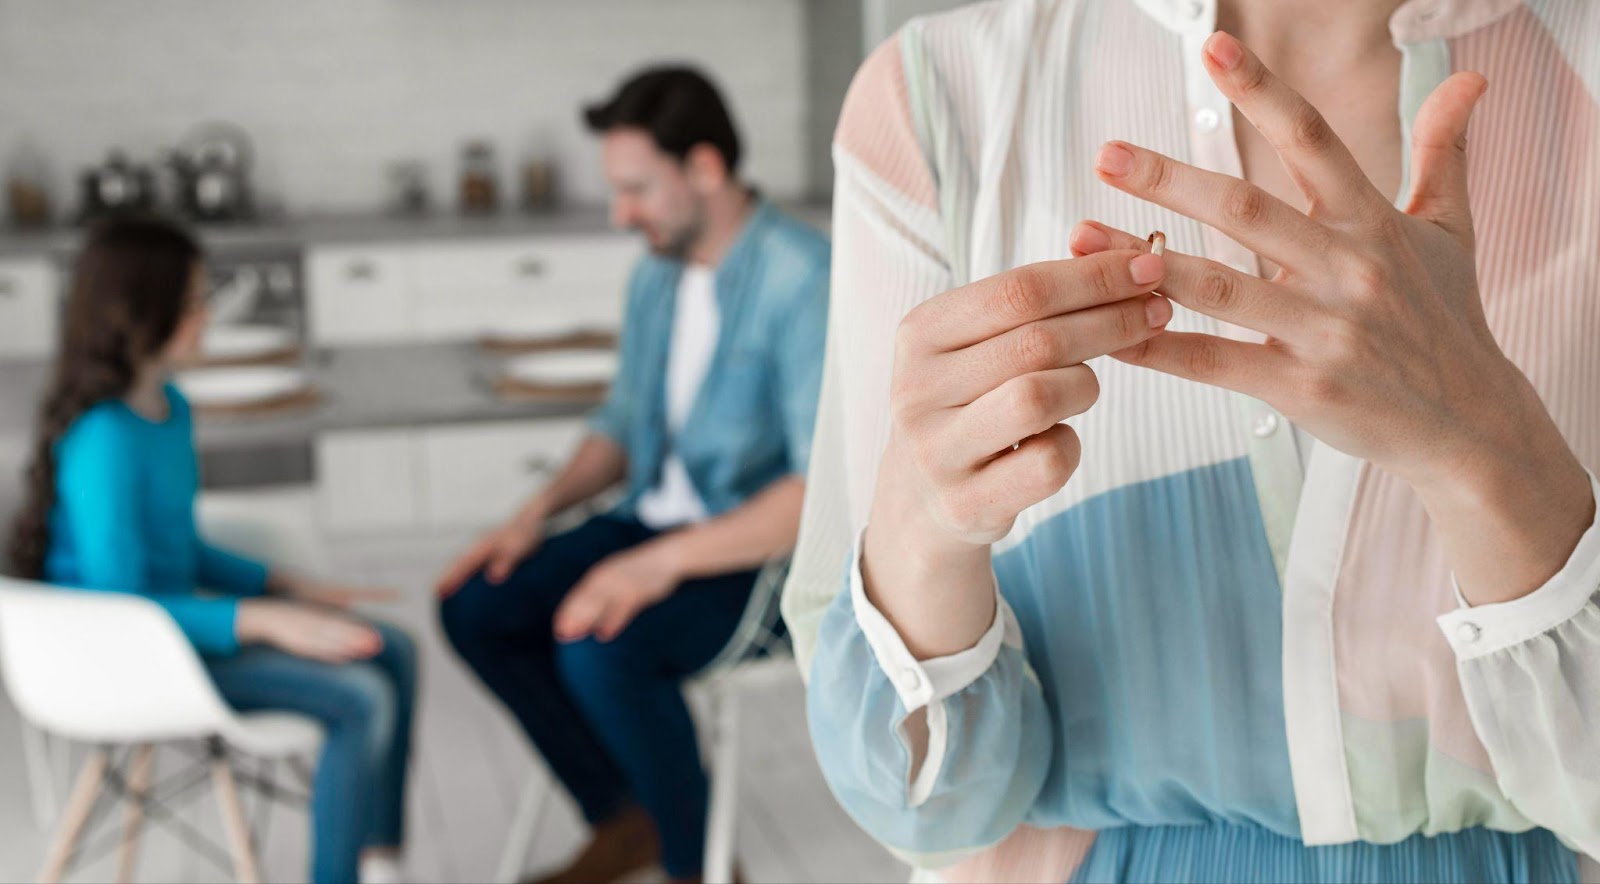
[583,66,742,175]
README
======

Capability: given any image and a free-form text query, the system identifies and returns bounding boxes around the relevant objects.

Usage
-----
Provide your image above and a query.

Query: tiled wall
[0,0,809,216]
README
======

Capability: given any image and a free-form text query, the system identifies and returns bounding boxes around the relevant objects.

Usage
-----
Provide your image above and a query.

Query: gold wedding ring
[1147,231,1166,256]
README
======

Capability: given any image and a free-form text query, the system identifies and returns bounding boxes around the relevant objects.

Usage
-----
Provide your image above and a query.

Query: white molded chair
[494,558,794,884]
[0,579,323,883]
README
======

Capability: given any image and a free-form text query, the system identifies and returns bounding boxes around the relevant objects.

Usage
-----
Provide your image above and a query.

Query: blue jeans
[439,514,758,879]
[206,620,416,884]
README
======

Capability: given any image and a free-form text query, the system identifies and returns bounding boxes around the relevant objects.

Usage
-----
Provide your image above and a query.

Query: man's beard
[646,201,708,260]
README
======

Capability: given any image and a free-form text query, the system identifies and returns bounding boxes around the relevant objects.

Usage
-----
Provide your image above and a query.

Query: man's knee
[437,575,498,650]
[554,635,651,701]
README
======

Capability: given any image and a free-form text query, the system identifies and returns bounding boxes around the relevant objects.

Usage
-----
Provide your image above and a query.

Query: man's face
[600,128,706,258]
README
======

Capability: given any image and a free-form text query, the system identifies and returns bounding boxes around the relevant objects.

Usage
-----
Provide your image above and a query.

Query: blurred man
[437,67,829,884]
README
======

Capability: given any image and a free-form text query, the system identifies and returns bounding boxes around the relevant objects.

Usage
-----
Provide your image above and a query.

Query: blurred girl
[8,216,415,884]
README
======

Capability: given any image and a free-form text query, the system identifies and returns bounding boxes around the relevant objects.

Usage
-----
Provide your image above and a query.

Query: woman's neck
[124,363,170,421]
[1219,0,1403,70]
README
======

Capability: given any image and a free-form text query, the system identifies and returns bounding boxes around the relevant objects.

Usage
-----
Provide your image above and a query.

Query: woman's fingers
[1199,31,1386,220]
[934,366,1099,472]
[934,292,1167,405]
[1111,329,1294,400]
[903,249,1166,352]
[1071,221,1310,338]
[938,423,1083,539]
[1095,140,1332,271]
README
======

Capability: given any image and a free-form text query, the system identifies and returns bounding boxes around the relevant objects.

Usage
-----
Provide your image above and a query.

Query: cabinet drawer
[411,236,636,338]
[419,418,587,528]
[314,429,421,533]
[0,258,58,360]
[306,246,415,345]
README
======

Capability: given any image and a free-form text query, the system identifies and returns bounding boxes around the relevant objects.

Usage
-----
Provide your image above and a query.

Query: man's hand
[1086,31,1592,603]
[435,508,549,598]
[552,541,685,643]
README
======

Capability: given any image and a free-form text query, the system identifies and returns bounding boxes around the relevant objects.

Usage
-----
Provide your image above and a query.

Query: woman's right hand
[861,241,1170,658]
[236,599,383,663]
[434,508,548,598]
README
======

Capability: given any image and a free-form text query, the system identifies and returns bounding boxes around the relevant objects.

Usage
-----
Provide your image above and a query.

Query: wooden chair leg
[116,745,156,884]
[211,756,262,884]
[36,747,109,884]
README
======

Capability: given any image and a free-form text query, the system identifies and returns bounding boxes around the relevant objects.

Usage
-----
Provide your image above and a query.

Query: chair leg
[20,722,58,829]
[116,745,156,884]
[703,684,740,884]
[495,766,555,884]
[211,755,263,884]
[36,747,109,884]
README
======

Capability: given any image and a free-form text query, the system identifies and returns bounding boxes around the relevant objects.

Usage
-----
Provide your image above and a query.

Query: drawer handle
[514,258,546,279]
[524,455,555,475]
[345,260,377,281]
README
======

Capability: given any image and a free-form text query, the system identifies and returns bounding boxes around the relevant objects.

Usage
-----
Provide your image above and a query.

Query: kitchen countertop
[0,341,601,450]
[0,199,832,259]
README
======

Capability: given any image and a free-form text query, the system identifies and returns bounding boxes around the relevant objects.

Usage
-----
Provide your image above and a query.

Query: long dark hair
[8,216,201,578]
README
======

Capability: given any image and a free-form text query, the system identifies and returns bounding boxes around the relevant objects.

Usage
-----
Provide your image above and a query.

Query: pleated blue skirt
[1071,823,1577,884]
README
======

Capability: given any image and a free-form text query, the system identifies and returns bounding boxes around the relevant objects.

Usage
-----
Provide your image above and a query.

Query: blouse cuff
[848,528,1015,712]
[1437,470,1600,660]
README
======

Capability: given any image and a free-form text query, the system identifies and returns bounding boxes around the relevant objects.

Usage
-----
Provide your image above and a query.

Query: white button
[1456,622,1482,644]
[1185,0,1204,19]
[1251,412,1279,438]
[1194,107,1221,133]
[896,666,923,694]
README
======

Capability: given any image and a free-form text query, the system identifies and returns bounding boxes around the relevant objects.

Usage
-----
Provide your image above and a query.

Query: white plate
[176,366,310,407]
[481,318,613,345]
[202,324,295,361]
[501,350,619,387]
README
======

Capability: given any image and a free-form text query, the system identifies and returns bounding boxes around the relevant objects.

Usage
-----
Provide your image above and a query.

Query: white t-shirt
[636,264,719,529]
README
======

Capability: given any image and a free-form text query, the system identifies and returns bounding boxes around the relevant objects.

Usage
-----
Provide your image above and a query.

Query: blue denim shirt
[590,199,830,517]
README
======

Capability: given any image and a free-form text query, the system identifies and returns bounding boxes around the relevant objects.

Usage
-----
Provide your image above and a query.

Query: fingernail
[1095,143,1134,177]
[1206,32,1242,70]
[1071,224,1112,253]
[1145,295,1173,328]
[1130,253,1165,285]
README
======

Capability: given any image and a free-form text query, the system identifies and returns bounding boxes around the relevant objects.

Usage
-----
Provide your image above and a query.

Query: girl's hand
[237,599,383,663]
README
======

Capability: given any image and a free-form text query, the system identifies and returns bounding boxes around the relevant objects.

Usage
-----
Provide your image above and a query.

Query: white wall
[0,0,808,215]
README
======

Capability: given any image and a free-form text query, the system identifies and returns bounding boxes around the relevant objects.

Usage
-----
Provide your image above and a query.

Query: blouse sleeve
[783,31,1055,867]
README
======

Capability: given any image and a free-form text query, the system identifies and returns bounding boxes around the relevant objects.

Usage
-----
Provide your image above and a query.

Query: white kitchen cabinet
[314,428,422,533]
[307,234,636,346]
[306,246,416,344]
[418,418,586,528]
[316,418,587,534]
[411,235,636,341]
[0,258,59,360]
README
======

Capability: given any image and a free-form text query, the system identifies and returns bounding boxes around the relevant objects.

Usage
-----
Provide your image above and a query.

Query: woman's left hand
[1079,31,1593,603]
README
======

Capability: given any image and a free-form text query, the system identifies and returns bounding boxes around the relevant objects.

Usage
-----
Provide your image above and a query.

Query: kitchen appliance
[77,150,156,222]
[170,122,255,223]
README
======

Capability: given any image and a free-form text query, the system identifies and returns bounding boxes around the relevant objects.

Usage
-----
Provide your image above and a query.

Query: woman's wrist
[1408,378,1594,605]
[862,481,999,660]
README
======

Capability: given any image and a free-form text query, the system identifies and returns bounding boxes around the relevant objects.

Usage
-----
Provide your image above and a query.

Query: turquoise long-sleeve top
[43,384,269,655]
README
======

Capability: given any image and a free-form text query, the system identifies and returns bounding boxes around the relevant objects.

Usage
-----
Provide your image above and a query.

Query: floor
[0,502,909,884]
